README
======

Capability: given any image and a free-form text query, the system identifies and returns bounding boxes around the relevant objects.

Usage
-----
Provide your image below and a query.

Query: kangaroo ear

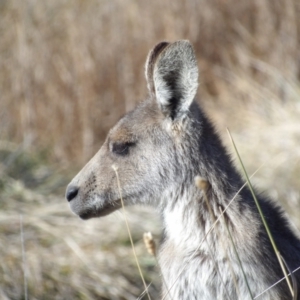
[145,40,198,120]
[145,41,170,96]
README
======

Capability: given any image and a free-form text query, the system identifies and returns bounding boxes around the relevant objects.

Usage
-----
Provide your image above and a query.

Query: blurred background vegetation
[0,0,300,299]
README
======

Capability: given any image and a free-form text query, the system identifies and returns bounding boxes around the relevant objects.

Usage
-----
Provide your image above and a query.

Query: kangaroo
[66,40,300,300]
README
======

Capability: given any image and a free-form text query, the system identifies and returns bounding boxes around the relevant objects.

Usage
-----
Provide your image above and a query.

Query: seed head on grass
[111,164,118,171]
[143,232,156,256]
[195,176,216,221]
[194,176,209,191]
[142,231,171,299]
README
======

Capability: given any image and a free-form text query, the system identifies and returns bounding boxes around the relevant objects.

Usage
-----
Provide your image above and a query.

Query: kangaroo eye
[112,142,135,156]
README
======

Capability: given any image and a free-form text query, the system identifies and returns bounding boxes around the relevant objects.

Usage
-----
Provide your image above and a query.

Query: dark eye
[112,142,135,156]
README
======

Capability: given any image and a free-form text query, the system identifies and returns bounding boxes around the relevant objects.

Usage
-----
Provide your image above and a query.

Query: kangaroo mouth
[79,199,122,220]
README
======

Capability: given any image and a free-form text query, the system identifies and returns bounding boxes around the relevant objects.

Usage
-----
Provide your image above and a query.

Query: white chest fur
[159,203,279,300]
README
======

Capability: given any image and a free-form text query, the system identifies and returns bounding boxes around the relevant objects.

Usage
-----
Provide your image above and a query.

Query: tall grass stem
[19,215,28,300]
[227,128,295,297]
[112,165,151,300]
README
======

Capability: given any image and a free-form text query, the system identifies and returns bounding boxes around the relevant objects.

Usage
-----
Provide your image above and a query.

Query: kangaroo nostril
[66,186,79,202]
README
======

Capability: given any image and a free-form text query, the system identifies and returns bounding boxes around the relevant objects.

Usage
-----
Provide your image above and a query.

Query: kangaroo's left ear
[145,40,199,121]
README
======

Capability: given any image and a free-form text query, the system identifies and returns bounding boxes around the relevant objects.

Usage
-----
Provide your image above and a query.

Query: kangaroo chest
[158,238,280,300]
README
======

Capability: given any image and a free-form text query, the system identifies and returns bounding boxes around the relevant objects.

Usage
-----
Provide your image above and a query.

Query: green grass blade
[227,129,294,297]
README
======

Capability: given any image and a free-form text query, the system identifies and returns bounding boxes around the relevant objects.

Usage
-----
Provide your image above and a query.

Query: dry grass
[1,0,299,163]
[0,148,161,299]
[1,0,300,298]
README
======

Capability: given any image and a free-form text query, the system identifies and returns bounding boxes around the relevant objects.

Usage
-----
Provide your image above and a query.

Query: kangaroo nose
[66,185,79,202]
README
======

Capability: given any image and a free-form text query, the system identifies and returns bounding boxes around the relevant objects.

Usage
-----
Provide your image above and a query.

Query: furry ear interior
[145,40,198,120]
[145,41,170,97]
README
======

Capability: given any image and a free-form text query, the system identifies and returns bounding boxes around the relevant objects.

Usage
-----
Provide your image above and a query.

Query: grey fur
[66,40,300,299]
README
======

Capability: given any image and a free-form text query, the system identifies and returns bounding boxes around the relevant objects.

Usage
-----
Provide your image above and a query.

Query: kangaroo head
[66,40,199,219]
